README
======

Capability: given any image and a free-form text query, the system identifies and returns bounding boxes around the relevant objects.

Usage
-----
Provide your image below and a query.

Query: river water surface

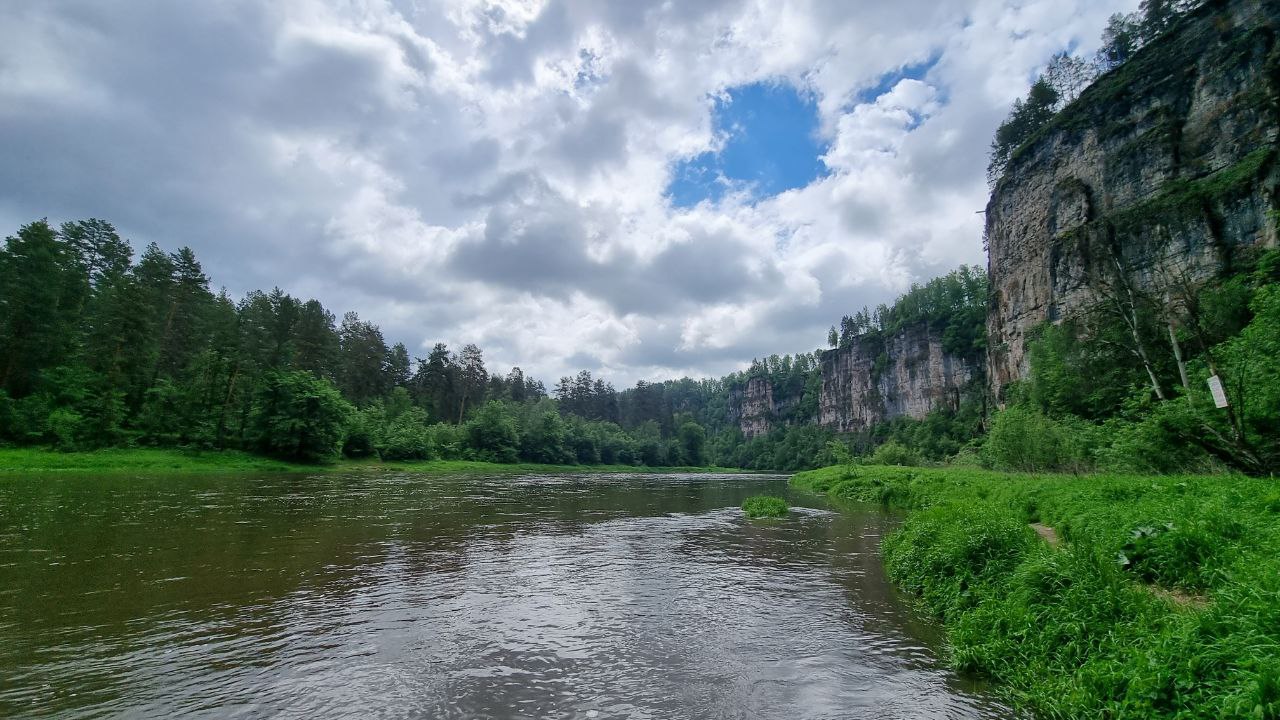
[0,471,1013,719]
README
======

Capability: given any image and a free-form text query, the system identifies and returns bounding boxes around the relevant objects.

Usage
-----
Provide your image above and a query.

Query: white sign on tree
[1207,375,1229,409]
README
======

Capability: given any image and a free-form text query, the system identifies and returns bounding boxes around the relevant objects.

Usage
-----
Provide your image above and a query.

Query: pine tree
[0,220,88,397]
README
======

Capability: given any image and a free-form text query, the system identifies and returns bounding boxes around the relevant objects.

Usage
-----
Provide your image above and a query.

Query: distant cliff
[727,376,776,438]
[818,325,981,433]
[727,324,980,438]
[984,0,1280,396]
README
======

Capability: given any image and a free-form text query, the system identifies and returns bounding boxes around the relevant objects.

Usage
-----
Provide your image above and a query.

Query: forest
[0,218,837,469]
[3,212,1276,474]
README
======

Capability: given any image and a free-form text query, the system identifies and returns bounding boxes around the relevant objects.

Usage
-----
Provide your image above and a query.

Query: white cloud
[0,0,1139,386]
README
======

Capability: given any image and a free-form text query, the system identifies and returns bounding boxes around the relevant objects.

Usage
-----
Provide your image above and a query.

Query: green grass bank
[0,447,749,476]
[792,464,1280,718]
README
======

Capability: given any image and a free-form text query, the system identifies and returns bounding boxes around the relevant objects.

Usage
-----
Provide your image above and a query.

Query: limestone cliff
[728,0,1278,437]
[726,324,980,438]
[818,325,981,433]
[985,0,1280,396]
[729,376,775,439]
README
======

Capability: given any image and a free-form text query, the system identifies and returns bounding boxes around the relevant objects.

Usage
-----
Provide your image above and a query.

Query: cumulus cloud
[0,0,1137,385]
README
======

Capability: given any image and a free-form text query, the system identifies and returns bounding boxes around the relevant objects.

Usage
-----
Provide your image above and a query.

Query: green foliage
[794,464,1280,718]
[988,78,1059,183]
[1010,243,1280,477]
[1214,284,1280,469]
[342,406,382,458]
[248,370,353,463]
[742,495,789,519]
[983,406,1098,473]
[676,420,707,466]
[825,439,855,467]
[1115,517,1230,590]
[864,389,986,462]
[464,401,520,463]
[520,409,573,464]
[1024,321,1133,419]
[725,424,835,472]
[869,440,921,467]
[0,447,326,473]
[0,220,88,398]
[0,216,749,471]
[377,407,435,461]
[884,502,1036,619]
[424,422,467,460]
[835,266,988,362]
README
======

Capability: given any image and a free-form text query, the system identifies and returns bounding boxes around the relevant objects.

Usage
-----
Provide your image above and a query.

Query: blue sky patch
[852,52,942,108]
[667,81,828,208]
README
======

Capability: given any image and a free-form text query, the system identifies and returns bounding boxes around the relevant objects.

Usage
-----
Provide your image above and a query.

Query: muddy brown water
[0,471,1014,718]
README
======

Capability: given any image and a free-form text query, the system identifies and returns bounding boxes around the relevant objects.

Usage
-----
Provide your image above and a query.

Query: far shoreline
[0,447,760,476]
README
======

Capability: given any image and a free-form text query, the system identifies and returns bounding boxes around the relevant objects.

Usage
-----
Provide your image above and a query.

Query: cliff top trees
[990,1,1201,185]
[987,78,1059,184]
[833,266,988,358]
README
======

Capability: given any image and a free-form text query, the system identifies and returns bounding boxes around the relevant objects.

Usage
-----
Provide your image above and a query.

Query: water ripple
[0,472,1013,719]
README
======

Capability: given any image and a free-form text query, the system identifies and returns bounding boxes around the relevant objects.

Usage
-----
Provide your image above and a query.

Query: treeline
[827,266,987,360]
[0,219,721,466]
[988,0,1203,182]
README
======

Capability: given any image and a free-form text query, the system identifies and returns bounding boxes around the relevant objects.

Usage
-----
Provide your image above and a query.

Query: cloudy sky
[0,0,1135,386]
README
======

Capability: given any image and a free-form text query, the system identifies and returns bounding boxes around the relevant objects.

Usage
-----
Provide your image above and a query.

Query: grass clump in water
[742,495,789,518]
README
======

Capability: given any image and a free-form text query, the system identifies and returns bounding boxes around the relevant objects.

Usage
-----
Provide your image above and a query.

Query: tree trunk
[218,362,240,449]
[1167,321,1190,394]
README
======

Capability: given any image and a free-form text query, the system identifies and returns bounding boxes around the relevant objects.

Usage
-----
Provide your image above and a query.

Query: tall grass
[793,464,1280,718]
[742,495,789,518]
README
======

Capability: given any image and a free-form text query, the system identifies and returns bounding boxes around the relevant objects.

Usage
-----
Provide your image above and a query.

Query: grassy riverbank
[0,447,748,476]
[792,464,1280,718]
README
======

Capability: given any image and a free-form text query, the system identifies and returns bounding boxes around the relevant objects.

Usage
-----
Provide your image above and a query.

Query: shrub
[983,406,1097,472]
[377,408,434,461]
[425,422,465,460]
[464,401,519,463]
[248,371,353,463]
[46,407,85,451]
[870,440,921,467]
[342,406,381,458]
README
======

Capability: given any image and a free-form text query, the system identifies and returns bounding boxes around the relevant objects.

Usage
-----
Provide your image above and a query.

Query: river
[0,471,1013,718]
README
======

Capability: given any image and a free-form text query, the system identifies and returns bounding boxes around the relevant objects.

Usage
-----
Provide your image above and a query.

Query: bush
[425,422,465,460]
[464,401,519,463]
[742,495,789,518]
[342,406,381,458]
[870,440,921,466]
[46,407,85,451]
[248,371,353,463]
[377,408,434,461]
[983,405,1097,472]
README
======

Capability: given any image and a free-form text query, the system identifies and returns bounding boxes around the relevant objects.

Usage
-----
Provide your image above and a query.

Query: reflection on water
[0,472,1013,718]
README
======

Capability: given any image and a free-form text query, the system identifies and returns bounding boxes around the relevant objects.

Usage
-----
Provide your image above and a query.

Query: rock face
[818,326,981,433]
[729,0,1278,437]
[732,322,977,435]
[985,0,1280,397]
[727,326,979,438]
[733,376,775,439]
